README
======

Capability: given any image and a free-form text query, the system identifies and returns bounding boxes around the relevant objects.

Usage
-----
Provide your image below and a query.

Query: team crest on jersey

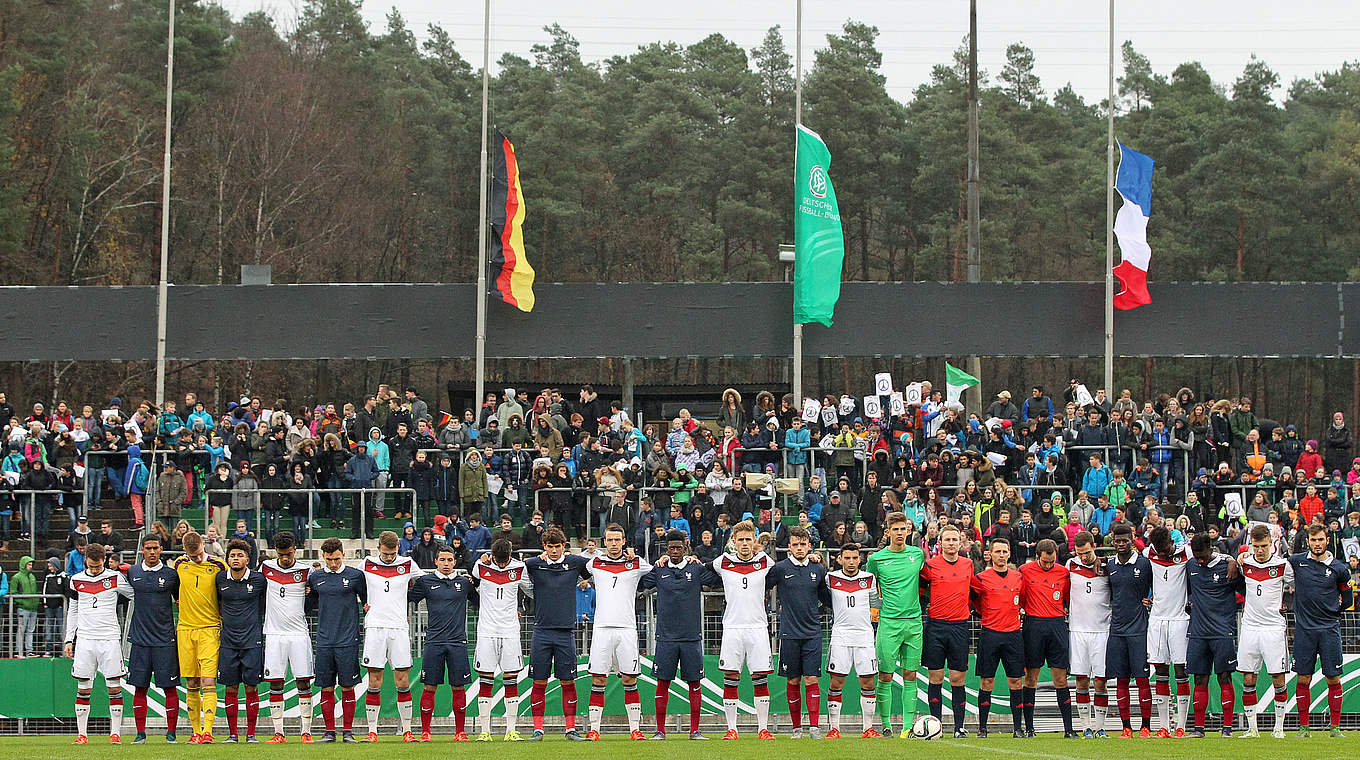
[626,562,634,570]
[102,578,112,589]
[508,571,518,581]
[1133,568,1141,577]
[810,571,816,580]
[158,577,166,587]
[293,572,303,582]
[1269,568,1279,577]
[685,572,693,580]
[342,579,350,587]
[1052,590,1061,600]
[247,583,254,592]
[398,565,407,574]
[859,579,870,589]
[1012,594,1021,605]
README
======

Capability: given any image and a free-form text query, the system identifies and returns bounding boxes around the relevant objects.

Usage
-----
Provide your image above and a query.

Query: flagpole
[791,0,803,406]
[154,0,175,408]
[1104,0,1115,398]
[965,0,982,411]
[474,0,490,417]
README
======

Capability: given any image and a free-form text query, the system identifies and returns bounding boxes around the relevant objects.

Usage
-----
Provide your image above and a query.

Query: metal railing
[2,594,66,658]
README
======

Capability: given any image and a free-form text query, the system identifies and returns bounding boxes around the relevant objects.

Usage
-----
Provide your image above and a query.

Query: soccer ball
[912,714,943,740]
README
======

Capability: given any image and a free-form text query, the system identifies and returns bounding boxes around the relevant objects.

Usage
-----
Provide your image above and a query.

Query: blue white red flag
[1111,143,1155,310]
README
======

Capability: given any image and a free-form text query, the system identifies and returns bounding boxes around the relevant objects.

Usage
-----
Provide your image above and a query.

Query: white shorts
[719,628,773,673]
[362,627,413,670]
[1069,630,1107,678]
[588,628,640,676]
[474,636,524,675]
[827,644,877,676]
[264,635,314,680]
[1237,627,1289,675]
[72,639,125,681]
[1147,618,1189,665]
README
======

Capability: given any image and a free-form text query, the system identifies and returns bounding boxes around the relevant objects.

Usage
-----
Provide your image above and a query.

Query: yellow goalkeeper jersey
[173,554,226,629]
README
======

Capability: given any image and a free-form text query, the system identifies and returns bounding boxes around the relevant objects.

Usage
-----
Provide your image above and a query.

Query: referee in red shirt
[920,525,974,737]
[1019,539,1075,737]
[970,537,1025,738]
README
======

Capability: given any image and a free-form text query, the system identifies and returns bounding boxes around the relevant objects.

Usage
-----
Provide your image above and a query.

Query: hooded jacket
[344,448,378,486]
[459,451,488,502]
[718,389,745,433]
[12,556,38,611]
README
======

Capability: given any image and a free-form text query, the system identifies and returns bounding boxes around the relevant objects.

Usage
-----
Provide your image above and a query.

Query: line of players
[60,511,1352,744]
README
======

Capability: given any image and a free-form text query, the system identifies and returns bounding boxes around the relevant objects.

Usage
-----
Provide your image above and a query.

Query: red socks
[164,688,178,733]
[1136,678,1152,727]
[452,688,467,734]
[806,682,820,728]
[1116,679,1131,726]
[1219,682,1234,730]
[561,683,578,731]
[689,682,703,733]
[133,689,148,733]
[1192,683,1208,728]
[655,681,671,732]
[245,687,259,737]
[420,689,435,734]
[530,682,546,731]
[1298,682,1311,728]
[1329,681,1343,726]
[787,682,803,728]
[226,689,239,736]
[480,681,495,699]
[321,691,336,731]
[341,688,356,730]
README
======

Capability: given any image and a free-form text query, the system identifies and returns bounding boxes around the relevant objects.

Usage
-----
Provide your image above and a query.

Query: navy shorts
[421,643,472,687]
[1105,635,1149,679]
[654,639,704,683]
[975,628,1024,680]
[315,645,362,689]
[218,646,264,686]
[777,637,822,679]
[1186,636,1237,676]
[923,619,970,672]
[1023,617,1070,670]
[529,628,577,681]
[1293,627,1343,678]
[127,644,180,689]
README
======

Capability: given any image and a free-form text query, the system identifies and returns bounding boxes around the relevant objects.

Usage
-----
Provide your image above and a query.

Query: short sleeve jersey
[971,566,1022,632]
[827,570,876,648]
[173,554,227,629]
[713,553,773,629]
[472,558,530,639]
[260,559,310,637]
[1240,553,1292,630]
[1065,556,1111,633]
[1144,544,1192,621]
[362,555,424,630]
[588,555,652,630]
[865,545,926,620]
[921,554,973,622]
[1020,561,1069,619]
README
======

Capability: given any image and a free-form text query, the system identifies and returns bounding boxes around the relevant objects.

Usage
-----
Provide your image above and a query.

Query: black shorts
[924,619,970,672]
[975,628,1024,680]
[1293,627,1343,678]
[529,628,577,682]
[1105,635,1149,679]
[1186,637,1236,676]
[654,639,704,683]
[218,646,264,687]
[1023,617,1070,670]
[421,643,472,687]
[127,644,180,689]
[777,637,822,679]
[315,645,362,689]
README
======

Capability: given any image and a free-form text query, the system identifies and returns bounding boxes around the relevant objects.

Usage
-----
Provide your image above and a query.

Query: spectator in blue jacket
[1088,495,1116,537]
[1021,386,1055,422]
[784,417,811,481]
[462,512,493,554]
[1149,419,1173,499]
[1081,453,1112,498]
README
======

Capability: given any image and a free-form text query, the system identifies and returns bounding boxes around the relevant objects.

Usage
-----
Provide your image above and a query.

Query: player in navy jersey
[409,544,478,742]
[1104,523,1153,737]
[640,529,721,740]
[125,534,181,743]
[216,539,268,743]
[307,537,367,743]
[522,527,592,741]
[1184,532,1242,738]
[1289,523,1352,737]
[768,526,830,738]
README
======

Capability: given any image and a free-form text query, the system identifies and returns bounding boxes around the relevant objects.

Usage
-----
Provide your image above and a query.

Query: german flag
[490,129,535,311]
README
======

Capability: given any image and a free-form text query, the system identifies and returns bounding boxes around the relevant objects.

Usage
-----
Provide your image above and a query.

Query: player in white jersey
[259,532,313,742]
[711,519,775,739]
[584,523,651,740]
[1144,529,1191,734]
[360,530,425,741]
[824,543,880,738]
[1237,524,1294,738]
[64,543,134,744]
[471,538,532,740]
[1066,531,1112,737]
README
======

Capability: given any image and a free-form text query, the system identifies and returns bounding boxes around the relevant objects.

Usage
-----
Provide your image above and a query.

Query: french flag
[1111,143,1156,310]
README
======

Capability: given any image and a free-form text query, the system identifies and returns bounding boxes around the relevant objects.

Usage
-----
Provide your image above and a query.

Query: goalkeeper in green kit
[865,512,927,738]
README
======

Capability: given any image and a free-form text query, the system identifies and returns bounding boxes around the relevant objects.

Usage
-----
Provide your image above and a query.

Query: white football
[912,714,943,740]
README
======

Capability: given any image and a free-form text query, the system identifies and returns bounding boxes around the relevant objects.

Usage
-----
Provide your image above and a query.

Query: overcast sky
[218,0,1358,105]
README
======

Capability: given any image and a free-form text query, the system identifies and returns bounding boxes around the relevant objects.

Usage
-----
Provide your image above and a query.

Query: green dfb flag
[793,124,845,327]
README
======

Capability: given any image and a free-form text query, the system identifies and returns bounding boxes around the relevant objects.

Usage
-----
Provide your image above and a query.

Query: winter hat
[1307,440,1318,449]
[1281,466,1292,477]
[109,397,122,407]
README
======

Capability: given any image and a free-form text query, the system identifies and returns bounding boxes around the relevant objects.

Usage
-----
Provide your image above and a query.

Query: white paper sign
[889,393,906,416]
[863,396,883,418]
[802,399,821,423]
[1075,384,1094,407]
[904,382,923,406]
[839,396,856,415]
[1345,538,1360,562]
[874,372,893,395]
[821,406,838,427]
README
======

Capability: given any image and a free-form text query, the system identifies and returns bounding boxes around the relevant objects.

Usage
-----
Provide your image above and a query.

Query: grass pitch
[2,732,1358,760]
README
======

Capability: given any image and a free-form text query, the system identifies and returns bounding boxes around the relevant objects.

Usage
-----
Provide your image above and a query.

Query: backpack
[131,460,149,491]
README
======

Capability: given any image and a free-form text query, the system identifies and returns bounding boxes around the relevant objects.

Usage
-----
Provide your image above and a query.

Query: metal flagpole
[1104,0,1116,396]
[791,0,803,406]
[965,0,982,411]
[474,0,490,416]
[154,0,176,408]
